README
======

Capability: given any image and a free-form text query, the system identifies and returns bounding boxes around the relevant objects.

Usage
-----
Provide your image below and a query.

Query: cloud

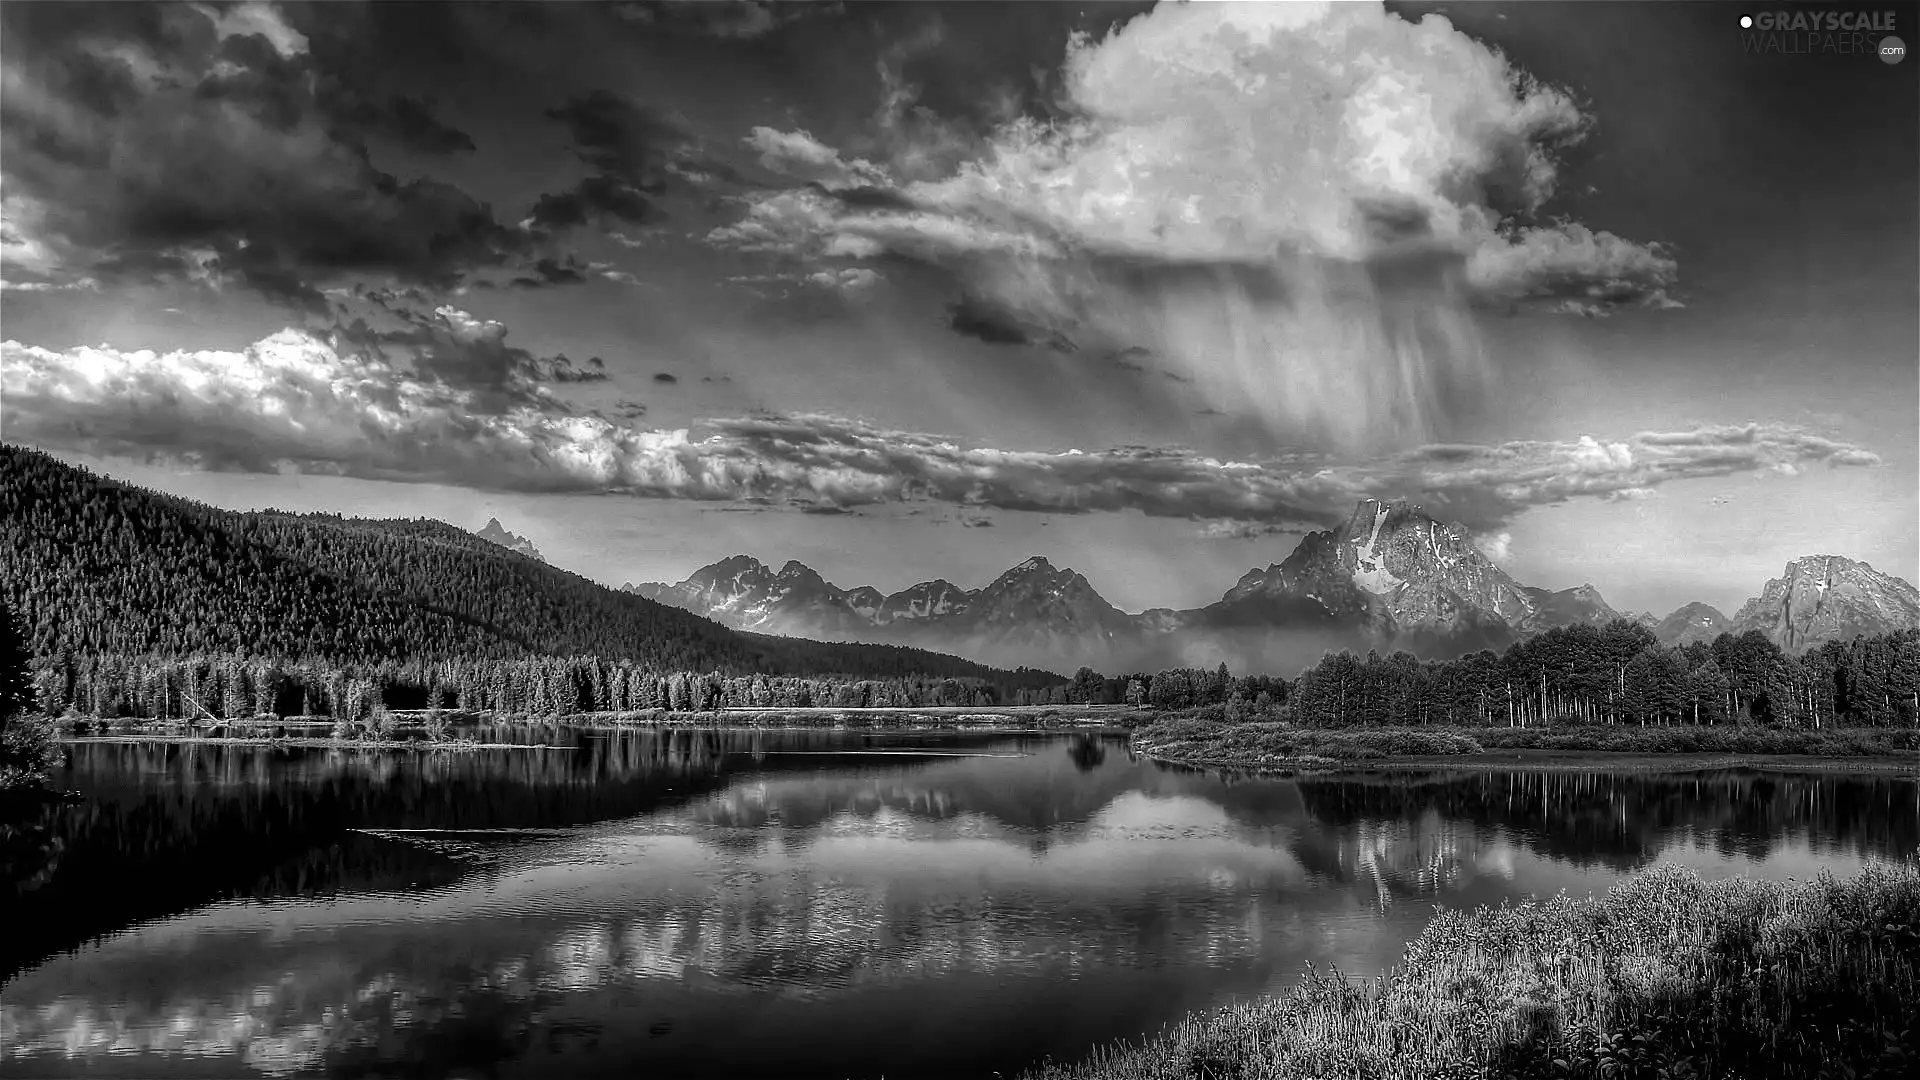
[1474,530,1515,564]
[653,372,679,384]
[589,263,644,286]
[706,188,846,255]
[744,127,889,189]
[320,296,607,409]
[610,1,843,40]
[705,0,1681,449]
[0,277,98,293]
[947,294,1074,351]
[3,326,1881,534]
[1198,521,1293,541]
[1469,224,1680,316]
[524,91,700,231]
[0,2,533,309]
[807,267,882,292]
[196,1,309,59]
[325,91,476,155]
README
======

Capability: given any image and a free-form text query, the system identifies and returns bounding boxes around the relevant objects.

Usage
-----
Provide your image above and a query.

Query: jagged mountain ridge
[1728,556,1919,651]
[474,517,544,562]
[625,499,1918,671]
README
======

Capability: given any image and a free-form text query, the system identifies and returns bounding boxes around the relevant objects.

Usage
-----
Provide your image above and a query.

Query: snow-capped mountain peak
[615,521,1916,672]
[1729,555,1919,651]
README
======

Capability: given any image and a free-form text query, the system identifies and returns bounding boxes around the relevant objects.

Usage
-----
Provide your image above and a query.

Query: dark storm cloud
[324,89,476,155]
[653,373,680,384]
[531,90,711,230]
[549,91,684,181]
[510,257,591,289]
[609,1,845,40]
[946,295,1075,353]
[527,176,664,231]
[0,1,533,306]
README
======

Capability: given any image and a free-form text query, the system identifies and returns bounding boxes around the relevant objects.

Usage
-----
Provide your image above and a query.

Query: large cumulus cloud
[4,324,1872,533]
[709,0,1681,450]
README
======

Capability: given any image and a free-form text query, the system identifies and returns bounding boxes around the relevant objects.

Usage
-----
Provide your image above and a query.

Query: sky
[2,0,1915,619]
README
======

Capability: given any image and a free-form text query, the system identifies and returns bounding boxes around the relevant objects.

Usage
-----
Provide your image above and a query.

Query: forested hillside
[0,446,1060,693]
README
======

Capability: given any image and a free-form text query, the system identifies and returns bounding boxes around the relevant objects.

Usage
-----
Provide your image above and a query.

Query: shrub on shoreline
[1025,863,1920,1080]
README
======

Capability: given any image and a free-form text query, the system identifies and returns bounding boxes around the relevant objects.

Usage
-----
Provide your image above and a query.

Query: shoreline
[53,708,1143,745]
[1138,745,1920,774]
[1129,717,1920,775]
[61,735,572,751]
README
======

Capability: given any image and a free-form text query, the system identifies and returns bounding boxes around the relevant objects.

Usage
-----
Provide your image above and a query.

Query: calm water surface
[2,729,1916,1079]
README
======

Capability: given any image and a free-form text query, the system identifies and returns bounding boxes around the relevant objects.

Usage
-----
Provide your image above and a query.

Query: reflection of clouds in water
[3,945,567,1076]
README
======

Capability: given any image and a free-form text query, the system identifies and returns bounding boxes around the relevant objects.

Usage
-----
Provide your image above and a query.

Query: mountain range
[623,498,1919,673]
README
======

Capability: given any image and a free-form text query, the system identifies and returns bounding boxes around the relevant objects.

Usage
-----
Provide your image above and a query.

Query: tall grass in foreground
[1027,864,1920,1080]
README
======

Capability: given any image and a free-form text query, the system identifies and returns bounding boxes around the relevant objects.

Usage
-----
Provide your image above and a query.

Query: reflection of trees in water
[1294,769,1920,874]
[0,791,74,902]
[1068,734,1108,772]
[14,731,897,980]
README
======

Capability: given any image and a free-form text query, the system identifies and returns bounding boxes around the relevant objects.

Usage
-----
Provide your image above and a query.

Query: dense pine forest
[0,446,1063,707]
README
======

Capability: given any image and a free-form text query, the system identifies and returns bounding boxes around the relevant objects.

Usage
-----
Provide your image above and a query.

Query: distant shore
[1132,717,1920,773]
[51,705,1146,748]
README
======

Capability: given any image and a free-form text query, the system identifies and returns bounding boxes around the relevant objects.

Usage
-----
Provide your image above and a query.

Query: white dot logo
[1883,35,1907,63]
[1740,15,1753,28]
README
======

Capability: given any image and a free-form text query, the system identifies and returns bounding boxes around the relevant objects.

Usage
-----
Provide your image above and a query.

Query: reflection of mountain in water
[14,733,1917,984]
[5,732,1917,1080]
[683,752,1919,911]
[9,730,954,979]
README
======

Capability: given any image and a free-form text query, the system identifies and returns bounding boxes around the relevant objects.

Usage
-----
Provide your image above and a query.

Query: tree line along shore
[7,626,1912,763]
[11,618,1914,731]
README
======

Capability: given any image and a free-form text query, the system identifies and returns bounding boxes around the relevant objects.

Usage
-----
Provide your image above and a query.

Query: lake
[2,729,1916,1079]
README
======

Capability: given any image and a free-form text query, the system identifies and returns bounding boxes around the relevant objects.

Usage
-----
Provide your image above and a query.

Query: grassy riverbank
[1133,716,1920,769]
[1028,863,1920,1080]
